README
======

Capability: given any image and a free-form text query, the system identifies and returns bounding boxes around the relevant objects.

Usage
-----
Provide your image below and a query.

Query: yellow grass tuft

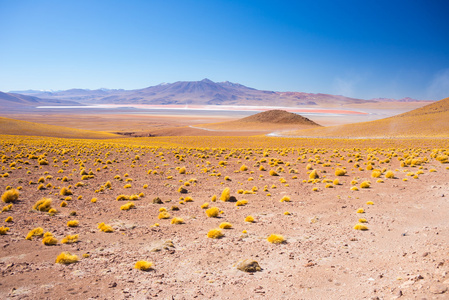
[55,252,79,264]
[67,220,79,227]
[244,215,255,223]
[280,196,291,202]
[98,222,114,232]
[335,168,346,176]
[358,218,367,223]
[385,170,395,178]
[61,234,79,244]
[33,198,52,212]
[353,223,369,230]
[350,186,359,191]
[371,170,382,178]
[200,202,209,209]
[220,187,231,201]
[205,207,220,218]
[0,226,10,235]
[158,211,171,219]
[366,201,374,205]
[42,236,58,245]
[1,189,19,203]
[2,204,13,212]
[207,228,223,239]
[170,217,184,224]
[219,222,232,229]
[356,208,364,213]
[135,260,153,271]
[5,216,13,222]
[360,181,371,188]
[284,211,291,215]
[267,234,285,244]
[26,227,44,240]
[120,202,135,210]
[235,199,248,206]
[59,187,73,196]
[269,170,278,176]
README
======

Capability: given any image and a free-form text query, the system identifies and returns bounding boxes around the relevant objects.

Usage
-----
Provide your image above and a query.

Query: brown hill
[0,117,119,139]
[285,97,449,138]
[196,110,321,131]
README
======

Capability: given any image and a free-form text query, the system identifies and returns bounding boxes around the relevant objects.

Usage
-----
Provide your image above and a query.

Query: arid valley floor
[1,100,449,300]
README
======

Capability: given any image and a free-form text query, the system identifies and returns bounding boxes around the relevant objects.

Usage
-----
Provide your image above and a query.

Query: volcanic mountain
[285,97,449,138]
[196,110,321,131]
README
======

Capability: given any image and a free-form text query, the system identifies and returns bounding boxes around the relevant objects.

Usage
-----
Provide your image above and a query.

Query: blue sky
[0,0,448,100]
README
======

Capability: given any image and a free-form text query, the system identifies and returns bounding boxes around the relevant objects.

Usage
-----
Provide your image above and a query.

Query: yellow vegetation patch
[353,223,369,230]
[335,168,346,176]
[170,217,184,224]
[61,234,79,244]
[206,207,220,217]
[385,170,395,178]
[235,199,248,206]
[356,208,365,213]
[26,227,44,240]
[280,195,291,202]
[1,189,19,203]
[158,211,171,219]
[267,234,285,244]
[5,216,13,222]
[98,222,114,232]
[42,236,58,245]
[220,187,231,201]
[219,222,232,229]
[135,260,153,271]
[33,198,53,212]
[207,228,223,239]
[0,226,10,235]
[55,252,79,264]
[244,215,255,223]
[360,181,371,188]
[120,202,135,210]
[67,220,79,227]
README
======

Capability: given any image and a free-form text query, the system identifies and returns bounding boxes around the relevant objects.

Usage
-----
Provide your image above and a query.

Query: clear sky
[0,0,448,100]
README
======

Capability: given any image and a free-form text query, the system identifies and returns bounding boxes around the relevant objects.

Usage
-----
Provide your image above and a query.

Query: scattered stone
[108,282,117,288]
[152,197,163,204]
[236,259,261,273]
[430,284,447,294]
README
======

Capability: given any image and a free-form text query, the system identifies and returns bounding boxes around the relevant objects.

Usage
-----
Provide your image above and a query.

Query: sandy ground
[0,138,448,299]
[0,101,429,134]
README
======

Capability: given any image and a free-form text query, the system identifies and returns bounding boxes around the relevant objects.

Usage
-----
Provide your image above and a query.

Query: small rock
[430,284,447,294]
[152,197,163,204]
[108,282,117,288]
[236,259,261,273]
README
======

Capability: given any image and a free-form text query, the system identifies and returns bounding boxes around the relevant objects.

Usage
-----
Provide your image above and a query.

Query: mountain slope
[14,79,376,107]
[285,97,449,138]
[0,117,119,139]
[0,91,81,109]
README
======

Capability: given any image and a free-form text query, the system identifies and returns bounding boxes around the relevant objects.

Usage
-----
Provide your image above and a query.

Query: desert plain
[0,97,449,300]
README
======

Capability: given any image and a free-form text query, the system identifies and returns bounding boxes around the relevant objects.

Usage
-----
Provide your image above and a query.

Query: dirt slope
[285,97,449,138]
[0,117,119,139]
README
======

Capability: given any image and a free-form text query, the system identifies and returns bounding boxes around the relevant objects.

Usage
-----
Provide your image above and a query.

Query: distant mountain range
[6,79,432,108]
[0,91,80,110]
